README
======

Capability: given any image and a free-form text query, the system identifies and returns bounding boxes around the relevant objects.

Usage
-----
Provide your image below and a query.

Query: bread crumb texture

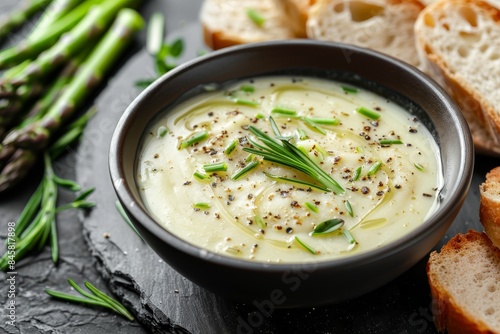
[480,167,500,249]
[306,0,424,66]
[427,230,500,333]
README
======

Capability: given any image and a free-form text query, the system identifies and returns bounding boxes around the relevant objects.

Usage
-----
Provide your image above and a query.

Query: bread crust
[480,167,500,248]
[427,230,500,334]
[415,0,500,155]
[273,0,315,37]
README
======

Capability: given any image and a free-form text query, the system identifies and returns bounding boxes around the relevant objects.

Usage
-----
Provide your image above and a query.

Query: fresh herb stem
[343,229,357,244]
[179,130,208,149]
[254,215,266,229]
[414,162,425,171]
[240,85,255,93]
[341,85,358,93]
[302,117,326,135]
[310,218,344,236]
[244,118,344,194]
[193,170,210,182]
[297,128,308,140]
[294,236,316,254]
[193,202,211,209]
[115,200,143,241]
[303,117,339,125]
[356,106,380,120]
[203,162,228,172]
[156,125,168,138]
[224,139,238,155]
[232,97,259,107]
[263,172,329,192]
[345,200,354,217]
[353,166,362,181]
[367,161,382,175]
[304,202,319,213]
[45,279,135,321]
[231,161,259,180]
[271,107,297,117]
[379,139,402,145]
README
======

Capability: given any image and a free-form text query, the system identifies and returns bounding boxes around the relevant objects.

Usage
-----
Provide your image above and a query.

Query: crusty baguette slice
[480,166,500,248]
[273,0,317,37]
[200,0,298,50]
[306,0,424,67]
[414,0,500,154]
[427,230,500,334]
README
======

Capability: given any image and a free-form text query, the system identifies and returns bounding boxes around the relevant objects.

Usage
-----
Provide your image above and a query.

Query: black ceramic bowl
[109,40,473,307]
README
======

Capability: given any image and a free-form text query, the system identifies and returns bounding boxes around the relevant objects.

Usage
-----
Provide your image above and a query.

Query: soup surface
[137,76,443,263]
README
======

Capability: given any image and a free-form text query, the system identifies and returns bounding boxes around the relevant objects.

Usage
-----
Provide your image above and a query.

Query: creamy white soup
[137,76,443,263]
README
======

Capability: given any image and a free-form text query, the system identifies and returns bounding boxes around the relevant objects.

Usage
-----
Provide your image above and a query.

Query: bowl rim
[109,39,474,272]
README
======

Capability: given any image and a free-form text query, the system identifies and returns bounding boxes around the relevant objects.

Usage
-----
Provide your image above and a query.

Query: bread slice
[427,230,500,334]
[480,167,500,248]
[273,0,317,37]
[306,0,424,67]
[414,0,500,154]
[200,0,298,50]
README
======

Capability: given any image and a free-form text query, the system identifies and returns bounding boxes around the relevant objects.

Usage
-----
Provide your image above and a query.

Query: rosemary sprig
[0,111,96,271]
[294,236,316,254]
[115,200,143,241]
[263,172,329,192]
[45,279,134,321]
[310,218,344,236]
[231,160,259,180]
[243,117,344,194]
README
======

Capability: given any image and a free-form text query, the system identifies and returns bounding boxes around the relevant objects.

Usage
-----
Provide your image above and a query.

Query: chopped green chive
[341,85,358,93]
[240,85,255,93]
[224,139,238,155]
[379,139,403,145]
[271,107,297,117]
[305,202,319,213]
[231,161,259,180]
[311,218,344,236]
[297,128,308,140]
[356,106,380,120]
[367,161,382,175]
[255,113,265,119]
[246,8,265,27]
[263,172,330,192]
[254,215,266,229]
[343,230,356,244]
[345,200,354,217]
[232,98,259,107]
[294,236,316,254]
[302,117,326,135]
[414,162,425,171]
[203,162,228,172]
[193,170,210,181]
[353,166,362,181]
[179,130,208,149]
[303,117,340,125]
[193,202,211,209]
[157,125,168,138]
[245,153,256,163]
[355,146,363,153]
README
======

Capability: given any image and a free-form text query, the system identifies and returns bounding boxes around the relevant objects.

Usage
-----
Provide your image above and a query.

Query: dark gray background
[0,1,496,333]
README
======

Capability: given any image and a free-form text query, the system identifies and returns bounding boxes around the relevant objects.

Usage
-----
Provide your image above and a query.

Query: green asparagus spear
[0,9,144,192]
[9,0,136,86]
[28,0,82,41]
[0,0,120,68]
[0,0,52,41]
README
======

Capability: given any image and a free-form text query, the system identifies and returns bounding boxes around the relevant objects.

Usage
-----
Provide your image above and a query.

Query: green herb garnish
[379,139,403,145]
[244,118,344,194]
[353,166,362,181]
[367,161,382,175]
[179,130,208,149]
[297,128,308,140]
[193,202,211,209]
[310,218,344,236]
[254,215,266,229]
[240,85,255,93]
[232,98,259,107]
[45,279,134,321]
[356,106,380,120]
[246,8,265,27]
[203,162,228,172]
[294,236,316,254]
[305,202,319,213]
[255,113,265,119]
[157,125,168,138]
[224,139,238,155]
[193,170,210,182]
[302,117,327,135]
[343,229,356,244]
[271,107,297,117]
[303,117,340,125]
[345,200,354,217]
[115,200,143,241]
[263,173,329,192]
[414,162,425,171]
[341,85,358,93]
[231,161,259,180]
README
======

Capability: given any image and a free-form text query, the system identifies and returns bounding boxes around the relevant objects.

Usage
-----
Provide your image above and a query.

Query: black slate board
[0,0,498,333]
